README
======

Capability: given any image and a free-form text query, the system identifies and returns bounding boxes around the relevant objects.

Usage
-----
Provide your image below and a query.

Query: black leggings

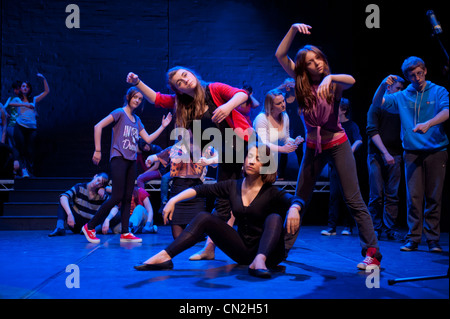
[165,212,285,267]
[88,157,136,233]
[14,124,37,173]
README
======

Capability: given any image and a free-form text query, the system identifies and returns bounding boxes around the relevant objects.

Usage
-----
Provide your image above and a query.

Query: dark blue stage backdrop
[1,0,448,218]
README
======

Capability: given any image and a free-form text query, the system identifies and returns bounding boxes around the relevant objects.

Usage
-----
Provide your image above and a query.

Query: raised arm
[372,75,397,108]
[34,73,50,103]
[275,23,312,78]
[126,72,157,104]
[139,112,172,145]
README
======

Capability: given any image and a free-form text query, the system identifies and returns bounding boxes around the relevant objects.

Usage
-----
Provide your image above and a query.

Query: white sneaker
[321,228,336,236]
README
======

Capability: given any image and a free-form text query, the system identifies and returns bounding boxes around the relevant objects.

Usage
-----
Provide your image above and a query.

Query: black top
[366,103,403,156]
[193,179,304,249]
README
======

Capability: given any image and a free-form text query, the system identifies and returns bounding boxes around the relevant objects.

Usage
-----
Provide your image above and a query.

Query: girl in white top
[253,89,303,178]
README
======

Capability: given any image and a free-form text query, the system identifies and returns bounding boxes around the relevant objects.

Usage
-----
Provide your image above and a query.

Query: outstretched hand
[162,112,173,128]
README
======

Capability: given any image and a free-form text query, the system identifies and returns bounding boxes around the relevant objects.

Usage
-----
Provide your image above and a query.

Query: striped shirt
[60,183,108,220]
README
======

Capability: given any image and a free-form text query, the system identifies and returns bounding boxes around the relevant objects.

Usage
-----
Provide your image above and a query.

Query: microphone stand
[433,32,450,83]
[388,12,449,287]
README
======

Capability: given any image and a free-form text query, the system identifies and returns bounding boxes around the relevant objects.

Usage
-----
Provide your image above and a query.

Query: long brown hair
[294,45,335,114]
[167,66,207,129]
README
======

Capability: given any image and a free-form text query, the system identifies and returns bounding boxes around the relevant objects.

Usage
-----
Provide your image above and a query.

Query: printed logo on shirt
[122,125,139,152]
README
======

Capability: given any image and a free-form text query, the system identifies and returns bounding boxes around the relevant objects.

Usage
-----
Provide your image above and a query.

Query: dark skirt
[170,177,207,225]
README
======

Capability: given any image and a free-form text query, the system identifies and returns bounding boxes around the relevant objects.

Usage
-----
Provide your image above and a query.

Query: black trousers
[165,212,285,267]
[88,157,136,233]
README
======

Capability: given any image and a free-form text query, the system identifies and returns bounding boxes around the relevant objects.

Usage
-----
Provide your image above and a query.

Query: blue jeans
[367,153,402,233]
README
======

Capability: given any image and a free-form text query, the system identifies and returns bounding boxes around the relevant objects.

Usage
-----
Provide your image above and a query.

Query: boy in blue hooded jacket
[372,56,449,252]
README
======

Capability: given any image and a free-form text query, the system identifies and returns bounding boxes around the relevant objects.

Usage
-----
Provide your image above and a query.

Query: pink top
[302,85,346,154]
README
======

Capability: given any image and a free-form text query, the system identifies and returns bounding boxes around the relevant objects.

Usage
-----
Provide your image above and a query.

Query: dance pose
[372,57,449,252]
[8,73,50,177]
[146,139,218,239]
[134,143,303,279]
[82,86,172,244]
[127,67,251,258]
[366,76,405,241]
[275,23,381,269]
[253,88,303,179]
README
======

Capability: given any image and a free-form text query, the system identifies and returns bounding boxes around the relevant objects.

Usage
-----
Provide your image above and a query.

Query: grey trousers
[403,150,448,243]
[367,153,402,233]
[286,140,380,259]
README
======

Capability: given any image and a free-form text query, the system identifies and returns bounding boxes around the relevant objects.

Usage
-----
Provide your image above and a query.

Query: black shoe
[248,268,271,279]
[427,241,443,253]
[134,260,174,271]
[386,231,404,241]
[400,241,419,251]
[48,228,66,237]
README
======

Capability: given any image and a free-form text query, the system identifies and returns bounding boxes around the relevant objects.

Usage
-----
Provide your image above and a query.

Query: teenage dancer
[82,86,172,244]
[275,23,381,269]
[126,67,251,256]
[134,143,303,279]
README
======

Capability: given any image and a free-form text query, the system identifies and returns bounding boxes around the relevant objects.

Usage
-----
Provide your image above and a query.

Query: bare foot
[189,247,215,261]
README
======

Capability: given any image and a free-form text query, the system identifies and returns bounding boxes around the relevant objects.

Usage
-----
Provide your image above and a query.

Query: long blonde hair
[167,66,207,129]
[263,89,285,117]
[294,45,335,114]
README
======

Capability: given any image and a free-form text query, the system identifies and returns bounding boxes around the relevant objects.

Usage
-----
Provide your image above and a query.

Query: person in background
[145,139,218,239]
[48,173,110,237]
[366,75,405,241]
[371,57,449,252]
[253,88,303,179]
[101,186,157,235]
[321,98,362,236]
[277,78,307,171]
[8,74,50,177]
[3,81,21,177]
[236,82,260,125]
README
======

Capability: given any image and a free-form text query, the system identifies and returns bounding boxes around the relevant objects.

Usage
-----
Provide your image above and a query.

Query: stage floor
[0,226,448,301]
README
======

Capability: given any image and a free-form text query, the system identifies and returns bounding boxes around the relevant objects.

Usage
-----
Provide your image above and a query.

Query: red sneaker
[82,224,100,244]
[357,247,380,270]
[120,233,142,243]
